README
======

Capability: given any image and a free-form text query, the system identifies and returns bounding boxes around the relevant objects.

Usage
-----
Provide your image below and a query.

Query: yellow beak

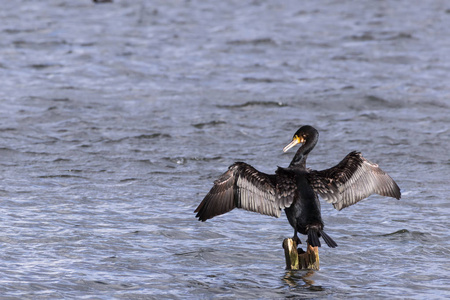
[283,136,304,152]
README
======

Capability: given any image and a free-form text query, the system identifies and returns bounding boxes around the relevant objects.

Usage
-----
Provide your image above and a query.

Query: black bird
[194,125,401,248]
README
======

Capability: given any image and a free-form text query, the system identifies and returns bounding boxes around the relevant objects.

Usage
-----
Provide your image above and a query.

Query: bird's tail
[320,230,338,248]
[307,228,321,247]
[307,226,338,248]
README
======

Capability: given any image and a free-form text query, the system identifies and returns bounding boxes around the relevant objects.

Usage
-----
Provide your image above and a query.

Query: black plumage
[194,125,401,248]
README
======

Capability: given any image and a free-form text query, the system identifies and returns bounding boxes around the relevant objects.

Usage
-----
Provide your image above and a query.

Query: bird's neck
[288,138,317,169]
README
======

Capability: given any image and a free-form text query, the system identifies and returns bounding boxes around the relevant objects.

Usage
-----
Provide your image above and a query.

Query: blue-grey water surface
[0,0,449,299]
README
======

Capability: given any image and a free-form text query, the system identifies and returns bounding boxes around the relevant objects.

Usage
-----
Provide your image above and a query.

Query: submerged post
[282,238,319,270]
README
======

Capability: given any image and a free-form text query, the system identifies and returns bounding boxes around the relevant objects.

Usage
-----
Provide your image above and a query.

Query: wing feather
[307,151,401,210]
[195,162,284,221]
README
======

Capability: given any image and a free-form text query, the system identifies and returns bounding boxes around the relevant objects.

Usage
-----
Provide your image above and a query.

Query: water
[0,0,449,298]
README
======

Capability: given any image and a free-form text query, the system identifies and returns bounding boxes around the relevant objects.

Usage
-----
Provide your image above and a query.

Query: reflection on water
[283,270,318,289]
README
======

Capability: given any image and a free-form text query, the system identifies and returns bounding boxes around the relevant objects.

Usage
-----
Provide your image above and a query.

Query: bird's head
[283,125,318,152]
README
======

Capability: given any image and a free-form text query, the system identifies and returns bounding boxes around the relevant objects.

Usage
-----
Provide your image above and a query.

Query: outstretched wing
[195,162,287,221]
[306,151,401,211]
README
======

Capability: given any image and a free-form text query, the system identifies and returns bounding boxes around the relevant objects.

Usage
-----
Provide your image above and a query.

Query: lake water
[0,0,449,299]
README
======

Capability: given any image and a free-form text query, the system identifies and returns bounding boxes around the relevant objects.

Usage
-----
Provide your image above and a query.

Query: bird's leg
[292,230,302,246]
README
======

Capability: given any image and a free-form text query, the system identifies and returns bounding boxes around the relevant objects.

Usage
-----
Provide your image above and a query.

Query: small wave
[52,98,70,102]
[381,229,410,236]
[164,156,222,165]
[386,32,414,40]
[217,101,287,108]
[134,133,171,139]
[380,229,436,243]
[349,33,375,41]
[29,63,63,70]
[227,38,277,46]
[0,127,16,132]
[242,77,284,83]
[192,120,226,129]
[102,133,171,144]
[359,112,379,120]
[419,100,449,109]
[37,174,87,179]
[347,32,413,42]
[53,158,72,162]
[365,95,401,108]
[119,178,139,183]
[0,147,18,154]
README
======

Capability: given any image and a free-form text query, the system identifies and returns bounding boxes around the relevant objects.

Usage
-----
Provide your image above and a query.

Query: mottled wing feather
[275,169,297,209]
[194,168,236,221]
[307,151,401,210]
[195,162,283,221]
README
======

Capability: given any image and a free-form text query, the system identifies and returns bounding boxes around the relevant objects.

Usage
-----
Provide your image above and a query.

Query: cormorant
[194,125,401,248]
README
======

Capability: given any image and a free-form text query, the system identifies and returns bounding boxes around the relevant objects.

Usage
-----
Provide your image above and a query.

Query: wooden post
[282,238,319,270]
[282,238,299,269]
